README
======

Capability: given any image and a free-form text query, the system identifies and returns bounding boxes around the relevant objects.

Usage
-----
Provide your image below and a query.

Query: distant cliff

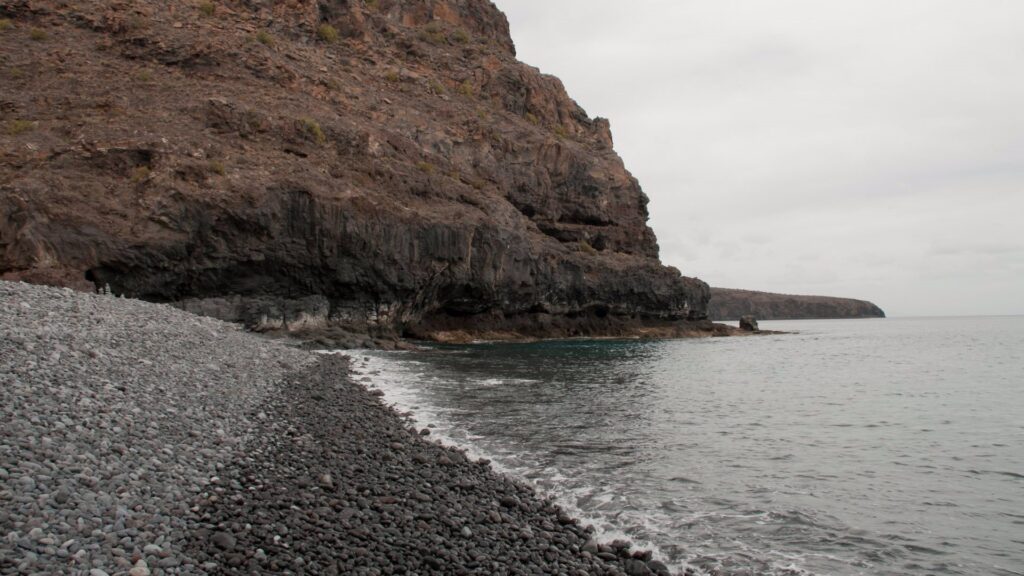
[709,288,885,320]
[0,0,711,341]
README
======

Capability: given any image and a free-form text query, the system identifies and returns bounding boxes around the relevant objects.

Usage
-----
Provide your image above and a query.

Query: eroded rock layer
[0,0,708,338]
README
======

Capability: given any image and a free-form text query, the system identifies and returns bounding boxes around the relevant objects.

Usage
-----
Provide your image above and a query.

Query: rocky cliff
[708,288,885,321]
[0,0,710,340]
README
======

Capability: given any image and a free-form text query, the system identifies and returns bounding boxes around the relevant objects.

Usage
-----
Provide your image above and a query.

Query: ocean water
[344,317,1024,576]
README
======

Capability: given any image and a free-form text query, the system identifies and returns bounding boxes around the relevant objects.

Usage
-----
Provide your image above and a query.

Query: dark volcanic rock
[0,0,708,340]
[709,288,885,321]
[738,315,759,332]
[210,531,237,551]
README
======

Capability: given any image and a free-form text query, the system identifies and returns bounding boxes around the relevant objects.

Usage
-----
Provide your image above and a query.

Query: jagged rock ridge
[709,288,885,321]
[0,0,710,340]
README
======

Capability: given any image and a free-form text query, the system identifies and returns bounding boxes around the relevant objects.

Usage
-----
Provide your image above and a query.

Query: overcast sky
[497,1,1024,317]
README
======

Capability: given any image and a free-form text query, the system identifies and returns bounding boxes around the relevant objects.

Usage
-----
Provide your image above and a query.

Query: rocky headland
[1,280,682,575]
[708,287,885,321]
[0,0,714,342]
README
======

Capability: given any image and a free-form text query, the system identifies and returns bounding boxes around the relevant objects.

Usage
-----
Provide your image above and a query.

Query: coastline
[283,319,777,351]
[1,281,682,575]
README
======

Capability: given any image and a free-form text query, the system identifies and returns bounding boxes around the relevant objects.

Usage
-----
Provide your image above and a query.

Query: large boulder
[739,315,759,332]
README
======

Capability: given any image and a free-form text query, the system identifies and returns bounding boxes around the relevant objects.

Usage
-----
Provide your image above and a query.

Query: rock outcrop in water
[709,288,885,321]
[0,0,710,340]
[738,315,759,332]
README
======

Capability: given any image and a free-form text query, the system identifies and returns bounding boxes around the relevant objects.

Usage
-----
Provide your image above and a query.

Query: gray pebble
[210,531,236,551]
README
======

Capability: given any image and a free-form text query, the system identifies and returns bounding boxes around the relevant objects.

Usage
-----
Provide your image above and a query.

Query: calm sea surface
[346,317,1024,576]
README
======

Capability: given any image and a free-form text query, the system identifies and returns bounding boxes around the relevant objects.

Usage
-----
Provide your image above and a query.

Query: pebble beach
[1,282,674,576]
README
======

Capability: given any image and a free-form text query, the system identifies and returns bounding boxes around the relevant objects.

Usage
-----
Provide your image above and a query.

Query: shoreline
[1,281,686,575]
[185,354,678,575]
[339,349,689,572]
[285,321,781,352]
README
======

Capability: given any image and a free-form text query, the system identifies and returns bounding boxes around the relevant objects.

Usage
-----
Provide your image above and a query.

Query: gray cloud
[498,1,1024,316]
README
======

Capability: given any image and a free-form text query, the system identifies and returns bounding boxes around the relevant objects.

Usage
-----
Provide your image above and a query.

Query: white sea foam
[477,377,542,387]
[331,349,692,573]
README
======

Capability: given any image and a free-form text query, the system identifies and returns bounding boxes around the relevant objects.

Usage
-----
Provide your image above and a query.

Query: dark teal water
[345,317,1024,576]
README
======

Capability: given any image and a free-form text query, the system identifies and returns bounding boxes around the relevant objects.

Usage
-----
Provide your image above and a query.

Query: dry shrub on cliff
[317,24,339,44]
[5,120,34,136]
[29,28,47,41]
[416,161,435,174]
[130,166,150,183]
[208,160,226,176]
[299,118,326,145]
[467,177,486,190]
[458,80,476,97]
[419,23,446,45]
[451,29,470,44]
[198,2,215,17]
[254,30,274,46]
[0,19,13,31]
[122,15,149,32]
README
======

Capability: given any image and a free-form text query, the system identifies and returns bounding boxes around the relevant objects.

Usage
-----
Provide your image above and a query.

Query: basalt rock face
[709,288,885,321]
[0,0,708,339]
